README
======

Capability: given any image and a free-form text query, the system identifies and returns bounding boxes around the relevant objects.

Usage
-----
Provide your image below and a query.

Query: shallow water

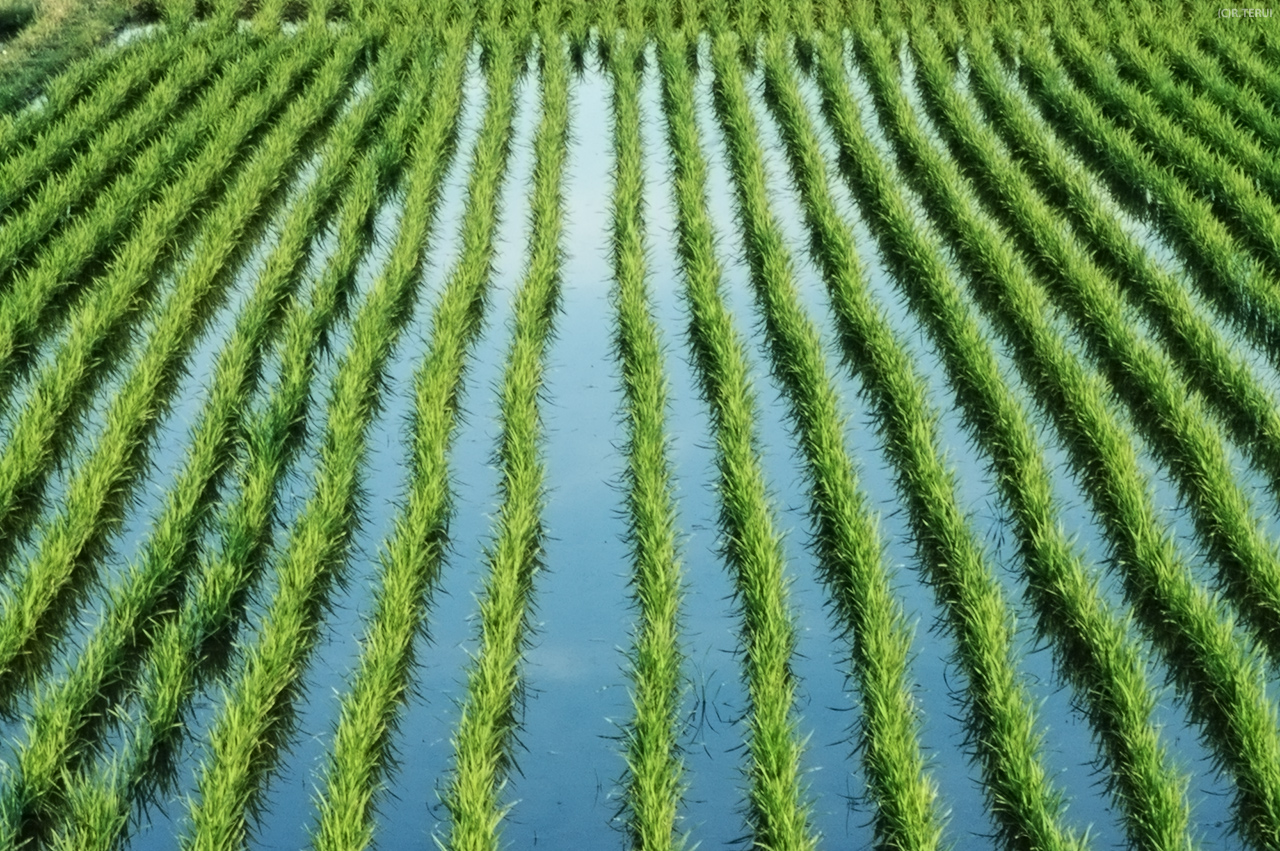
[4,28,1277,851]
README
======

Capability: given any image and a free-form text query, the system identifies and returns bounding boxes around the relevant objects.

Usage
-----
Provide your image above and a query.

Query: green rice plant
[45,34,451,850]
[0,28,364,708]
[739,30,1083,851]
[177,29,473,851]
[0,30,330,576]
[0,25,172,166]
[769,30,1194,851]
[657,30,818,851]
[1103,27,1280,213]
[962,34,1280,508]
[714,32,949,851]
[1137,26,1280,167]
[303,33,486,851]
[823,25,1280,847]
[0,33,414,848]
[1045,23,1280,285]
[910,26,1280,674]
[0,29,257,291]
[0,20,232,218]
[0,29,305,411]
[439,32,567,851]
[605,36,689,851]
[1003,32,1280,379]
[1198,25,1280,120]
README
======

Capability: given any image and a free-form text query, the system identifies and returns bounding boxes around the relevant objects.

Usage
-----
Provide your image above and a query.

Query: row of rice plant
[0,29,336,578]
[0,28,253,287]
[0,24,222,216]
[439,27,571,849]
[44,24,451,850]
[0,29,363,722]
[659,29,818,851]
[1042,20,1280,291]
[1140,24,1280,160]
[1000,28,1280,387]
[765,27,1203,850]
[0,29,168,163]
[1106,19,1280,201]
[909,21,1280,679]
[175,28,465,851]
[303,21,494,851]
[606,33,688,851]
[957,29,1280,521]
[712,33,944,851]
[842,20,1280,847]
[0,31,297,411]
[0,28,417,849]
[804,29,1091,851]
[1199,24,1280,118]
[1,1,1277,846]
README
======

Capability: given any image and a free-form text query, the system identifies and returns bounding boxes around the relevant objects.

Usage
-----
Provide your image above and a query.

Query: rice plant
[658,29,818,851]
[765,29,1197,851]
[177,31,469,851]
[607,34,689,851]
[829,23,1280,847]
[0,30,335,575]
[713,32,947,851]
[0,32,415,849]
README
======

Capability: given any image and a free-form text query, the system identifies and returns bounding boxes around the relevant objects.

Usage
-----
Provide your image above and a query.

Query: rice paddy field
[2,0,1280,848]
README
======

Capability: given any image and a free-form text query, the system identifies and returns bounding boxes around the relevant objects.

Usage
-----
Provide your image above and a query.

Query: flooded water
[7,26,1275,851]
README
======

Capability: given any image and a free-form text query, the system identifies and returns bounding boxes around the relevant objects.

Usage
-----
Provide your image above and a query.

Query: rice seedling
[606,35,689,851]
[0,30,332,576]
[1149,30,1280,159]
[297,23,485,851]
[961,34,1280,509]
[44,32,453,849]
[0,33,414,849]
[0,28,364,708]
[0,34,156,163]
[658,29,818,851]
[1101,27,1280,213]
[1006,27,1280,359]
[828,24,1280,847]
[0,22,230,218]
[1044,22,1280,286]
[712,32,948,851]
[908,25,1280,673]
[748,29,1088,851]
[765,30,1197,851]
[0,28,260,292]
[1198,25,1280,119]
[177,29,473,851]
[440,30,569,851]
